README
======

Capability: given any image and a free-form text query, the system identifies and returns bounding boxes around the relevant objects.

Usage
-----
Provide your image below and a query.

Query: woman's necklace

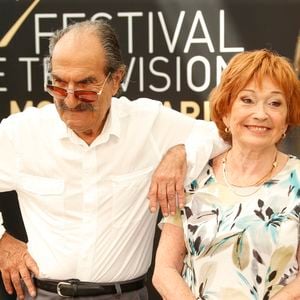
[222,150,278,197]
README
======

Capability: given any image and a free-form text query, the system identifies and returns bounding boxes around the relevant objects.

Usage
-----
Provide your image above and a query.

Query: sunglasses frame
[46,72,111,103]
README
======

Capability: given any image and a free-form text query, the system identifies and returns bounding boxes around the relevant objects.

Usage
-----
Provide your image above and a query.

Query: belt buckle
[57,281,72,297]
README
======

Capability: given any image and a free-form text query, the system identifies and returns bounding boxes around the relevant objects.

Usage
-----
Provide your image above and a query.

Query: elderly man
[0,19,222,300]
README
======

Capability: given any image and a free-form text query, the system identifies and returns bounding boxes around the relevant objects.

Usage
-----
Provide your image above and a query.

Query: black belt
[34,275,146,297]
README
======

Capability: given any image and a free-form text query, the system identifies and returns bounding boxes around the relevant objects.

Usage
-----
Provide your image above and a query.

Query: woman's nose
[253,103,268,119]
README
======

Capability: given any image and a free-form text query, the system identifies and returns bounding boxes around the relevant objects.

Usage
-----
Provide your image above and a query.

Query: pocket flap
[19,174,64,195]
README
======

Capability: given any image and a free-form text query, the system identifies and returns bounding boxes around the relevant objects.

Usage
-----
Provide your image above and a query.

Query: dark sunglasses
[46,73,110,103]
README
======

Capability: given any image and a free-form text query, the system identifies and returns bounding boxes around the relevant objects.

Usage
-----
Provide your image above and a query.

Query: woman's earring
[282,132,286,139]
[225,127,230,133]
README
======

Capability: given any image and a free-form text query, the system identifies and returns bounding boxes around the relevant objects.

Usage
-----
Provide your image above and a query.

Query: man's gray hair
[48,19,126,80]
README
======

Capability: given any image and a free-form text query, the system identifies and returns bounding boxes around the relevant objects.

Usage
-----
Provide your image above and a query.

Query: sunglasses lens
[47,85,67,99]
[46,85,98,102]
[76,91,98,102]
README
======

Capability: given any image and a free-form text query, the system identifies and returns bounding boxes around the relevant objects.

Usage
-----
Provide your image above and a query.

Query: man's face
[50,30,117,143]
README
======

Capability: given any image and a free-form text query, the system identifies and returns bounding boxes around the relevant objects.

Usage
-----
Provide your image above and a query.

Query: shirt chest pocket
[18,174,65,213]
[111,166,154,228]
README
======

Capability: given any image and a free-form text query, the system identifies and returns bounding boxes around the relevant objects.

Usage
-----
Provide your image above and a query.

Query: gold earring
[282,132,286,139]
[225,127,230,133]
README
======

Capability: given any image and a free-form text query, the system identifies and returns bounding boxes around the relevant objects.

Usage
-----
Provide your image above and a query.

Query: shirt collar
[100,99,121,140]
[54,98,122,144]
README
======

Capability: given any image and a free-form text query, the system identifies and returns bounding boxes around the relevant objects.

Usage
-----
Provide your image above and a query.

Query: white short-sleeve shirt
[0,96,221,282]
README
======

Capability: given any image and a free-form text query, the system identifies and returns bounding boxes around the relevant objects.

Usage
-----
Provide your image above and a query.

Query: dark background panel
[0,1,299,299]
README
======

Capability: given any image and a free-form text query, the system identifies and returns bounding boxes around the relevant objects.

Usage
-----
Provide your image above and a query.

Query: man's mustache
[56,101,95,112]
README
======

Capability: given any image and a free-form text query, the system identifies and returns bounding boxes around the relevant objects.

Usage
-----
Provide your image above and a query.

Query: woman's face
[223,77,288,150]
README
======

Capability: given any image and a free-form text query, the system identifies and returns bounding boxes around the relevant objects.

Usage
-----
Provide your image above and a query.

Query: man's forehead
[52,36,105,70]
[50,28,106,83]
[53,29,103,57]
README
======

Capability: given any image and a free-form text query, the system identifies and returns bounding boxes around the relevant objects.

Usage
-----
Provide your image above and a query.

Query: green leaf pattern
[180,156,300,299]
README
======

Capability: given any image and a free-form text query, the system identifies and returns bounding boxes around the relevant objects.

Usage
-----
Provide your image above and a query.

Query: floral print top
[168,156,300,300]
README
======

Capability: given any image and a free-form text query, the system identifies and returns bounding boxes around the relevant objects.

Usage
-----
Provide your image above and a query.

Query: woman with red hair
[153,49,300,300]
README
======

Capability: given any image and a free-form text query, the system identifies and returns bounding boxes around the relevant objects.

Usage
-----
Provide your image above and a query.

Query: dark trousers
[24,286,148,300]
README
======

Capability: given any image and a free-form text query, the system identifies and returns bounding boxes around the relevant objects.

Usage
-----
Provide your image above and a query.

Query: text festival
[0,9,244,119]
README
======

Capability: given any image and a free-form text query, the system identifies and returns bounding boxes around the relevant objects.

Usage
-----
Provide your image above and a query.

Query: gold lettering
[163,99,211,120]
[203,100,210,121]
[0,0,41,47]
[10,100,33,114]
[37,100,51,108]
[9,100,51,114]
[163,100,172,108]
[180,101,200,119]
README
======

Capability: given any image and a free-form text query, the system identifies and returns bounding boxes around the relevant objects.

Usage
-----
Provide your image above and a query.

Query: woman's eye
[241,97,253,104]
[269,100,281,107]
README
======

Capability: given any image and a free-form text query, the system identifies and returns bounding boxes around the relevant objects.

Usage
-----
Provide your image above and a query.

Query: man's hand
[148,144,187,216]
[0,232,39,300]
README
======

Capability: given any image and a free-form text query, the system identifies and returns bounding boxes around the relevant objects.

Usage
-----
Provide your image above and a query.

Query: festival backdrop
[0,0,299,299]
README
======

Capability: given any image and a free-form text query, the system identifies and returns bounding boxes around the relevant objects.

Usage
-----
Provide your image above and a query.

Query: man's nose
[64,89,80,108]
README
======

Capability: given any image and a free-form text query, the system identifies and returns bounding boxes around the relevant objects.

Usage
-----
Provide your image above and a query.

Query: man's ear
[111,68,125,96]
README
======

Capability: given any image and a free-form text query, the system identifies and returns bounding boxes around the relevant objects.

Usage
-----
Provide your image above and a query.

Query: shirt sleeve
[137,99,227,184]
[0,117,18,192]
[185,120,229,185]
[0,213,5,239]
[150,104,196,156]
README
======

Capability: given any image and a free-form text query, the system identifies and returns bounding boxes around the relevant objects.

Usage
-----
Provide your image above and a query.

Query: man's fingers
[10,270,24,300]
[166,183,176,215]
[148,182,158,213]
[19,263,36,298]
[2,271,14,295]
[175,180,185,208]
[158,184,169,216]
[148,144,187,216]
[0,233,37,298]
[25,253,39,277]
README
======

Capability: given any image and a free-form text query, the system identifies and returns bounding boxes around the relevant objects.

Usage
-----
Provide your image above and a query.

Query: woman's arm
[152,223,196,300]
[270,273,300,299]
[271,246,300,299]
